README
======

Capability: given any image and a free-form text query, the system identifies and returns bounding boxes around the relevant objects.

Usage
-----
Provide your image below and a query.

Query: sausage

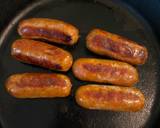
[72,58,139,86]
[18,18,79,45]
[11,39,73,71]
[86,29,148,65]
[75,85,145,112]
[5,73,72,98]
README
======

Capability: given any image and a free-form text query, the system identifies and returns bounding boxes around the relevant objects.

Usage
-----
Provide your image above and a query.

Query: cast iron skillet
[0,0,160,128]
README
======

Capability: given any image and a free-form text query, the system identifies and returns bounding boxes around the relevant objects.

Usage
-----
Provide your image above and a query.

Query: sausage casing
[86,29,148,65]
[75,85,145,112]
[11,39,73,71]
[18,18,79,45]
[5,73,72,98]
[72,58,139,86]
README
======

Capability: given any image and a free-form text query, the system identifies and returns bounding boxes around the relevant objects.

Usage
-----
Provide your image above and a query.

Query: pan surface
[0,0,160,128]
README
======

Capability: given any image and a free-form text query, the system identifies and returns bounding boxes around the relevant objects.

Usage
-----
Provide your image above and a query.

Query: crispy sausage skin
[72,58,139,86]
[5,73,72,98]
[11,39,73,71]
[75,85,145,112]
[86,29,148,65]
[18,18,79,45]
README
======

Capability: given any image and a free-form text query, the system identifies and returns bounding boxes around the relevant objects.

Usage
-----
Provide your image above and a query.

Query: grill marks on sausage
[17,74,66,88]
[92,35,133,56]
[11,40,66,70]
[20,26,72,43]
[92,35,145,59]
[85,90,139,102]
[14,51,62,70]
[83,63,127,76]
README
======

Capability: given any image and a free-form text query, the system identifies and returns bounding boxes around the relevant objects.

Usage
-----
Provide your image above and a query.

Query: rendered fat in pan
[18,18,79,45]
[5,73,72,98]
[86,29,148,65]
[11,39,73,71]
[72,58,139,86]
[75,85,145,112]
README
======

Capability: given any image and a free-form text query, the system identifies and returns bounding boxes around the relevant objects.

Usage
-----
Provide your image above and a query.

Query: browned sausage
[18,18,79,45]
[86,29,148,65]
[5,73,72,98]
[75,85,145,112]
[11,39,73,71]
[72,58,139,86]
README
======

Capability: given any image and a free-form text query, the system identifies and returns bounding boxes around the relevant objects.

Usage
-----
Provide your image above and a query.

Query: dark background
[0,0,160,127]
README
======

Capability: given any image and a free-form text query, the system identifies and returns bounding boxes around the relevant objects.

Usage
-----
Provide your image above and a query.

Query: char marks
[17,74,66,88]
[85,90,139,102]
[83,63,127,76]
[20,27,72,43]
[92,35,134,57]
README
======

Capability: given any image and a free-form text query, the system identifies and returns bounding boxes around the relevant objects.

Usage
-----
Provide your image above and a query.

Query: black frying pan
[0,0,160,128]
